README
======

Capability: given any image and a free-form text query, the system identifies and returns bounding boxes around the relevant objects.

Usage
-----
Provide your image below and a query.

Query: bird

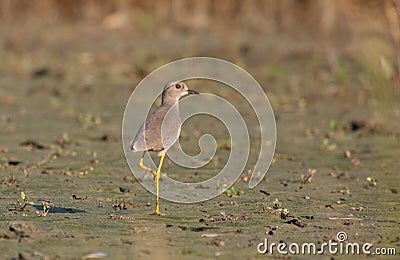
[128,81,199,215]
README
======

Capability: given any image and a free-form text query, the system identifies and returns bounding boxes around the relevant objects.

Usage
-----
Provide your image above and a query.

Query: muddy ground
[0,22,399,259]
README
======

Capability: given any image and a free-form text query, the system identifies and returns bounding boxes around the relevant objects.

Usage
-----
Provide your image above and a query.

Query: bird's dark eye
[175,83,181,89]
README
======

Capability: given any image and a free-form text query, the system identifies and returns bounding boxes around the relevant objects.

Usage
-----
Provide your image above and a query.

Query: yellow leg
[139,152,157,178]
[153,154,165,215]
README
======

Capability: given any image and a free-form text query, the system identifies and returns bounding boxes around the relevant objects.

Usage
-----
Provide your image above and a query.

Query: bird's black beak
[187,89,200,95]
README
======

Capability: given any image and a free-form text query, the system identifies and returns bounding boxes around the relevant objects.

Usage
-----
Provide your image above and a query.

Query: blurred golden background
[1,1,399,123]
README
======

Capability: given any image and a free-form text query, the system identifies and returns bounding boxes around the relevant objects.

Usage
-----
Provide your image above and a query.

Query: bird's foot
[150,211,166,216]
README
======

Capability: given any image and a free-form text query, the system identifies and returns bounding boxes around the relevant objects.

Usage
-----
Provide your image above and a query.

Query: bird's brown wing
[142,107,166,151]
[130,106,167,151]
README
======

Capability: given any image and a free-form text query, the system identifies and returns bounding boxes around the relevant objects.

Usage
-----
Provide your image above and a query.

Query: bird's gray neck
[161,102,179,113]
[161,97,179,107]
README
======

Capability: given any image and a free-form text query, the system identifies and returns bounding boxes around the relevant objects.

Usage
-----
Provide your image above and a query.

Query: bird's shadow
[31,204,86,214]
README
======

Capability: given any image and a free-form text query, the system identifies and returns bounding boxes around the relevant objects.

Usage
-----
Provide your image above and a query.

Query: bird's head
[162,81,199,105]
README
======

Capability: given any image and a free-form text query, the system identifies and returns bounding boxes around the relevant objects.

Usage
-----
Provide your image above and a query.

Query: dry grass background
[0,1,398,76]
[0,1,394,33]
[0,1,393,34]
